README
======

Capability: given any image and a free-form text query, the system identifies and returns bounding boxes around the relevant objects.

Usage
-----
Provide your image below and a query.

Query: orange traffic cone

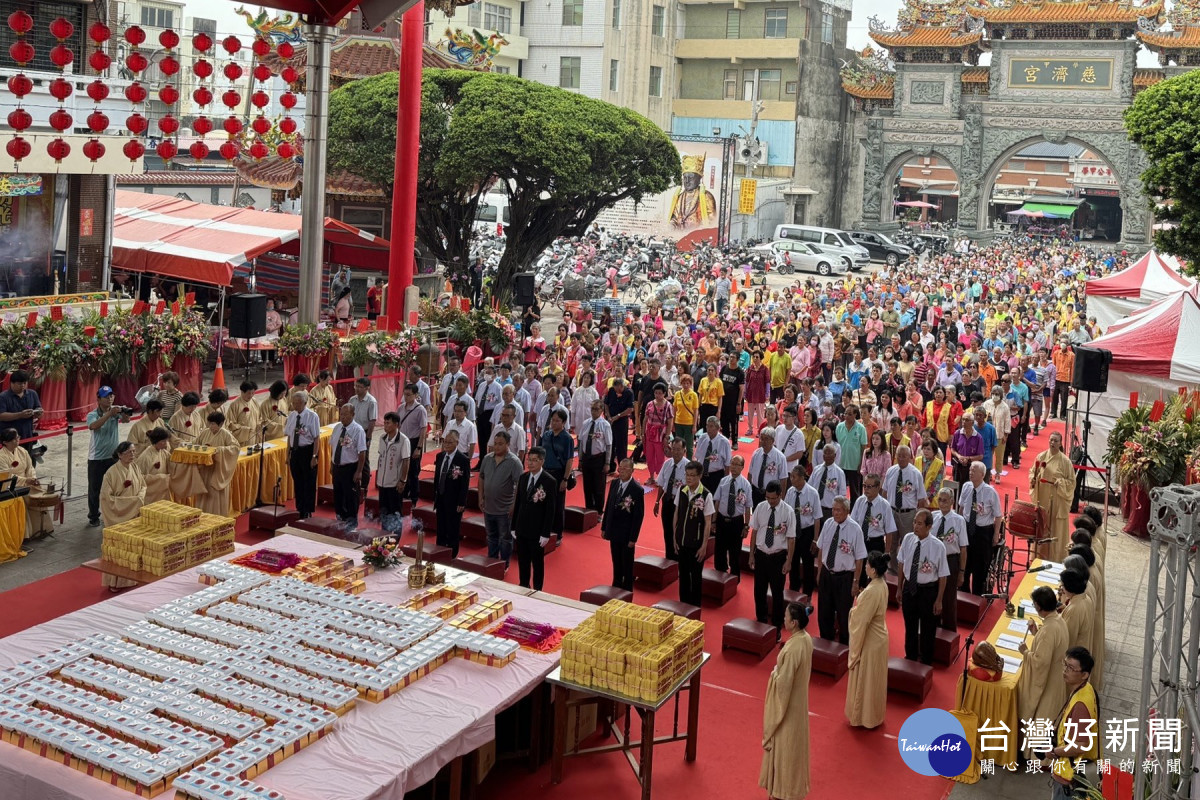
[211,357,226,392]
[731,277,740,293]
[699,278,707,295]
[611,284,619,298]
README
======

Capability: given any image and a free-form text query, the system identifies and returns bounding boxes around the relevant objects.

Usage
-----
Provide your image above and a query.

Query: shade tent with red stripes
[1084,248,1194,330]
[110,190,389,286]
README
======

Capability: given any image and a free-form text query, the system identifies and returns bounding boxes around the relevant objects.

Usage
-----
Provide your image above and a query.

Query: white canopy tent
[1084,249,1194,331]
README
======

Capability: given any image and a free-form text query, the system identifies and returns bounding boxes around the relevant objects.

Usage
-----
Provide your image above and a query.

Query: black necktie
[766,505,776,549]
[825,523,841,570]
[757,452,767,488]
[966,486,977,528]
[855,501,868,535]
[907,539,921,593]
[291,413,300,448]
[666,461,678,500]
[936,517,946,542]
[584,420,594,455]
[893,469,903,509]
[333,424,343,465]
[440,453,451,488]
[726,480,735,516]
[812,466,825,501]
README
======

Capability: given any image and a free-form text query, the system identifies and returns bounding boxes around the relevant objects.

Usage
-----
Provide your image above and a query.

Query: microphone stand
[253,422,270,509]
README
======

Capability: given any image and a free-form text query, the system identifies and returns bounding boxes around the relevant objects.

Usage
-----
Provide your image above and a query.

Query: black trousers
[403,437,423,502]
[941,553,961,631]
[359,441,372,496]
[436,504,463,557]
[846,469,863,503]
[963,522,994,595]
[378,486,403,519]
[610,422,629,472]
[789,524,816,595]
[818,570,853,644]
[517,536,544,590]
[547,467,566,539]
[661,502,677,560]
[1052,383,1071,419]
[288,445,317,517]
[698,404,719,428]
[475,415,494,467]
[701,471,723,495]
[751,486,766,509]
[87,457,116,523]
[754,549,788,629]
[902,582,939,664]
[713,515,744,575]
[677,546,703,606]
[333,463,361,522]
[580,453,607,512]
[720,408,739,443]
[1004,424,1023,467]
[860,538,887,588]
[610,538,635,591]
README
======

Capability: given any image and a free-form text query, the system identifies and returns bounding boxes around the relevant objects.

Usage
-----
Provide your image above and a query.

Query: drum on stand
[1006,499,1047,577]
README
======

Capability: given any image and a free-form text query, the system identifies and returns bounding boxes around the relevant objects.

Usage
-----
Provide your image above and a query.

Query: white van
[773,224,871,271]
[474,194,511,234]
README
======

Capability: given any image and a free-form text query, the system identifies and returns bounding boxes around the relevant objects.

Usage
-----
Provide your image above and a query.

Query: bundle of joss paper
[488,617,559,648]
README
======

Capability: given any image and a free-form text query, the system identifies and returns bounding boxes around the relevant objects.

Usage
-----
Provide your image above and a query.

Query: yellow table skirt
[230,427,333,513]
[0,495,26,563]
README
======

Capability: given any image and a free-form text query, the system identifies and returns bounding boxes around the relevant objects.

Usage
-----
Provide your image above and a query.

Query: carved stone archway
[878,145,963,223]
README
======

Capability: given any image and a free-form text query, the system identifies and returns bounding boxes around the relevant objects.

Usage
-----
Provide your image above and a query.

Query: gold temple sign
[1008,59,1113,90]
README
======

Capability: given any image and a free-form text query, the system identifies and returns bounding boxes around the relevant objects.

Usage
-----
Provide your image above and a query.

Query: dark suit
[432,449,471,557]
[512,470,557,590]
[601,478,644,592]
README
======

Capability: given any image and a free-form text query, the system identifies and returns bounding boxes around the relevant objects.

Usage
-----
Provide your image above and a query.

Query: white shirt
[442,391,477,423]
[714,474,754,517]
[897,532,950,585]
[415,380,432,410]
[515,387,534,415]
[750,500,796,554]
[439,371,470,402]
[816,517,867,572]
[283,408,321,447]
[491,400,525,427]
[785,483,822,529]
[747,446,789,490]
[850,494,897,542]
[694,432,732,474]
[475,378,502,411]
[807,461,848,508]
[578,415,613,458]
[958,480,1002,527]
[536,402,570,434]
[332,421,368,465]
[656,457,688,501]
[930,509,969,556]
[488,421,526,455]
[444,418,477,456]
[774,424,807,463]
[882,463,925,511]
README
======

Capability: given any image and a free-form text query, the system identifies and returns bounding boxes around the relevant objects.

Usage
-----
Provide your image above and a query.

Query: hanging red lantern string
[80,22,112,164]
[155,29,181,164]
[6,10,34,169]
[46,17,75,165]
[276,39,299,160]
[246,37,274,160]
[192,31,215,161]
[219,35,243,163]
[121,25,149,165]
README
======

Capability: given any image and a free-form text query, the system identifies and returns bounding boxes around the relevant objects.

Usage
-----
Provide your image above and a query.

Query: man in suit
[432,430,471,558]
[513,446,557,590]
[602,457,644,592]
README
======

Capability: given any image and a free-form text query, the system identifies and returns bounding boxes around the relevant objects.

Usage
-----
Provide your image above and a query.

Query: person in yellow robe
[1058,567,1094,655]
[194,412,241,518]
[225,381,262,448]
[1016,586,1069,756]
[100,442,146,590]
[308,370,339,426]
[761,602,812,800]
[1031,432,1074,563]
[259,380,289,440]
[846,551,889,729]
[135,427,173,505]
[1,428,51,538]
[167,392,204,449]
[126,400,166,456]
[1066,547,1105,690]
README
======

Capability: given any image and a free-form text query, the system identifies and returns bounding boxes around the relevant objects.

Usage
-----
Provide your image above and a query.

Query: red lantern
[49,44,73,68]
[193,87,213,106]
[156,141,177,161]
[126,113,148,135]
[8,40,34,65]
[253,64,272,82]
[158,115,179,135]
[189,142,210,160]
[249,140,270,160]
[46,138,71,162]
[281,66,299,84]
[221,90,241,109]
[82,139,106,162]
[86,79,109,101]
[251,90,269,108]
[124,82,147,104]
[88,50,111,72]
[6,137,31,161]
[126,50,148,73]
[222,116,243,135]
[7,10,33,35]
[125,25,146,46]
[277,141,295,159]
[278,117,297,135]
[219,141,240,161]
[192,116,213,135]
[223,62,243,81]
[252,115,271,135]
[277,41,294,59]
[159,85,179,105]
[193,58,213,79]
[193,32,212,52]
[158,29,180,50]
[48,109,73,132]
[159,55,180,76]
[252,38,271,57]
[279,92,298,110]
[49,17,74,40]
[123,140,145,161]
[48,77,73,100]
[7,73,32,97]
[88,22,111,43]
[7,109,31,131]
[222,35,241,54]
[86,110,108,132]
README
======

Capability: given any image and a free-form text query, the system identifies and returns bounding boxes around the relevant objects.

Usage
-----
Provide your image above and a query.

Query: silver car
[751,240,848,276]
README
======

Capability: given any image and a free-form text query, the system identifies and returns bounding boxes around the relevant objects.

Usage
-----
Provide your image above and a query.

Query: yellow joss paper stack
[100,502,237,576]
[140,500,202,532]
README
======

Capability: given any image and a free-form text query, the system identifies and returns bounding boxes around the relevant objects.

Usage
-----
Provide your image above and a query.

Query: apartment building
[427,0,528,74]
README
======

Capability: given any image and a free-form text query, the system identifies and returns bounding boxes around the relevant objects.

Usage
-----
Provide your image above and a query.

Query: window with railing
[0,0,85,73]
[725,10,740,38]
[612,0,620,29]
[651,4,665,36]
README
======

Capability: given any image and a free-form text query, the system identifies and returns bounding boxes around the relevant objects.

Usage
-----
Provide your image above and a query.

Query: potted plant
[277,323,340,384]
[29,315,83,431]
[1110,396,1200,536]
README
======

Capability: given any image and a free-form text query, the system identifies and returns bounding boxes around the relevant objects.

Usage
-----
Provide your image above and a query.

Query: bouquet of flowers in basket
[161,308,212,364]
[375,329,423,371]
[93,311,142,377]
[0,319,38,373]
[29,316,84,380]
[276,323,340,357]
[361,537,401,569]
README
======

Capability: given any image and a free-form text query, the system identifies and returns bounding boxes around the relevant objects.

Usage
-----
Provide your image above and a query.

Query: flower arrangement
[447,306,516,352]
[361,537,401,569]
[29,316,84,380]
[1111,396,1200,491]
[341,329,424,371]
[418,297,467,328]
[276,323,340,357]
[93,311,142,377]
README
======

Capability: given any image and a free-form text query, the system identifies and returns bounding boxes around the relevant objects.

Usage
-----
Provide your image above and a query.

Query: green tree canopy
[327,69,680,303]
[1125,70,1200,272]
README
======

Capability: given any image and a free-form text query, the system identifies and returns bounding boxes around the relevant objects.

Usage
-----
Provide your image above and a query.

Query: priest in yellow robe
[1031,432,1074,563]
[1016,586,1070,756]
[260,381,289,440]
[167,392,205,449]
[761,602,812,800]
[1058,567,1094,654]
[1,428,51,538]
[126,400,166,456]
[135,427,173,504]
[100,442,146,589]
[846,552,890,729]
[194,412,241,518]
[308,370,339,426]
[225,382,263,448]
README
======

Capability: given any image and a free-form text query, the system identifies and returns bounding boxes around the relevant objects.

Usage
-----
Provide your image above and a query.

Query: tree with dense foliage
[1125,70,1200,273]
[328,69,680,302]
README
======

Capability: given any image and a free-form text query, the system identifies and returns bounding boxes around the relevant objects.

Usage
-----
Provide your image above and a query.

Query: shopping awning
[111,190,390,286]
[1018,202,1077,218]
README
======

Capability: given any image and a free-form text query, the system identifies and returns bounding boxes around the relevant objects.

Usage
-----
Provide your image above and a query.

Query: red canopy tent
[1084,248,1195,329]
[110,190,390,286]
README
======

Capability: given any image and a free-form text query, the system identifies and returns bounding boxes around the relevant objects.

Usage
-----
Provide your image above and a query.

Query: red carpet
[0,417,1073,799]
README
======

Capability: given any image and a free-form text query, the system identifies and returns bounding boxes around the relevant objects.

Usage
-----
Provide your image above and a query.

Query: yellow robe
[1089,570,1105,691]
[194,427,240,518]
[136,445,173,505]
[127,416,166,456]
[1031,450,1074,563]
[845,578,889,729]
[4,445,51,537]
[259,397,286,440]
[760,631,811,800]
[1015,613,1069,744]
[168,407,204,449]
[1061,590,1094,655]
[100,460,146,589]
[309,383,338,426]
[224,397,262,447]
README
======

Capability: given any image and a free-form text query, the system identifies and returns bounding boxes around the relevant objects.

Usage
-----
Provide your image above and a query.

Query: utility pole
[740,100,764,240]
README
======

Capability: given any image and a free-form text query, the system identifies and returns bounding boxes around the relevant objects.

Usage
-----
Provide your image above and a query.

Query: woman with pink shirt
[744,350,770,435]
[865,309,884,346]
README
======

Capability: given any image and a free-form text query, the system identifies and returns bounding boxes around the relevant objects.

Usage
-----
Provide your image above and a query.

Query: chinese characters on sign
[1008,58,1114,90]
[974,716,1184,775]
[738,179,758,215]
[79,208,93,237]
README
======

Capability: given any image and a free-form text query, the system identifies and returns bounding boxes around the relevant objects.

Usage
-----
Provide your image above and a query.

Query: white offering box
[221,656,359,712]
[124,621,242,664]
[292,626,397,665]
[206,602,294,633]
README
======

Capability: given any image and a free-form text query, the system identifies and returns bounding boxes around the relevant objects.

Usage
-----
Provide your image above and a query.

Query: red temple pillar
[385,1,424,329]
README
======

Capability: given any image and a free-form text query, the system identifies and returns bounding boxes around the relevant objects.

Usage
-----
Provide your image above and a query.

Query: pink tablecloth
[0,534,591,800]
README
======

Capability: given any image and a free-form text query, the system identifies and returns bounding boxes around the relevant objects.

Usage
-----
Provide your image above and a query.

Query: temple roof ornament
[840,45,896,103]
[1137,0,1200,53]
[868,0,988,49]
[967,0,1165,26]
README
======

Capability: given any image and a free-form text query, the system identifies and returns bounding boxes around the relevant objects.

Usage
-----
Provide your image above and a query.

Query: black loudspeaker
[514,273,536,307]
[1071,346,1111,393]
[228,293,267,341]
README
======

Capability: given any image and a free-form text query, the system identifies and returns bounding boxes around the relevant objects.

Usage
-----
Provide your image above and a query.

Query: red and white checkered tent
[1084,249,1194,330]
[110,190,389,286]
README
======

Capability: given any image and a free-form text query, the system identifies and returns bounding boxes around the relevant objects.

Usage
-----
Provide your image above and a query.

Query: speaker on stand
[228,293,268,379]
[1069,345,1112,511]
[514,273,536,309]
